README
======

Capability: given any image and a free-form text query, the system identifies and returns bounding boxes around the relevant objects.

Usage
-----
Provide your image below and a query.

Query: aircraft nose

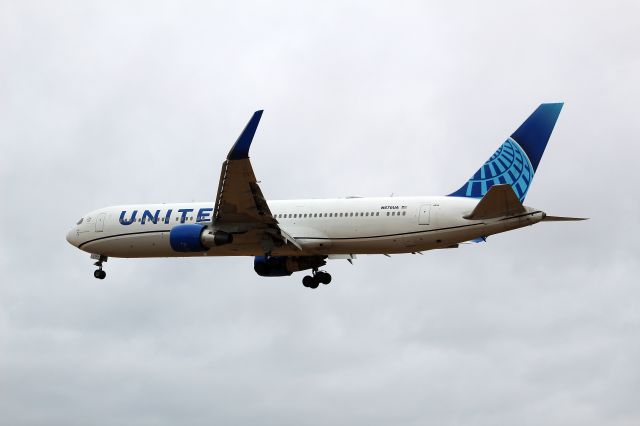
[66,228,78,246]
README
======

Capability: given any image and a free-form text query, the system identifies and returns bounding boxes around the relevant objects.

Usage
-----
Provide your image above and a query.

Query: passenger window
[376,212,380,216]
[403,211,406,216]
[386,212,390,216]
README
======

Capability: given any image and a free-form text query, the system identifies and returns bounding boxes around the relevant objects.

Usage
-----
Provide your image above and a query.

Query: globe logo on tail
[458,138,534,202]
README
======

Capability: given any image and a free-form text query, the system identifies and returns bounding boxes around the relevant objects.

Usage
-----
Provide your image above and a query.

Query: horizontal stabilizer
[464,184,525,220]
[542,215,588,222]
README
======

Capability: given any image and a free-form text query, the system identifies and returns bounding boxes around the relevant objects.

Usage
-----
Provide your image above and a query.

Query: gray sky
[1,1,639,425]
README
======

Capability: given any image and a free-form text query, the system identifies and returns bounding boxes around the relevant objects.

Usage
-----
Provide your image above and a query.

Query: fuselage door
[418,204,431,225]
[95,213,106,232]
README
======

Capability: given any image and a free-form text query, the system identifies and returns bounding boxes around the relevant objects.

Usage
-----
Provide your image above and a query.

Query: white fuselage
[66,196,544,258]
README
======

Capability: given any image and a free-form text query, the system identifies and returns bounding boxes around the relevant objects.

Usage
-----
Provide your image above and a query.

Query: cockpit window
[76,218,84,225]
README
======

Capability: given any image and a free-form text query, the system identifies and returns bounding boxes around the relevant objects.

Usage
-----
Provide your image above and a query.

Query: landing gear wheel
[302,275,319,289]
[316,271,332,285]
[302,275,314,288]
[91,254,108,279]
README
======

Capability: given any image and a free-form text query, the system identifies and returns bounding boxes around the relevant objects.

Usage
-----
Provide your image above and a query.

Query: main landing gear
[91,254,108,280]
[302,269,332,289]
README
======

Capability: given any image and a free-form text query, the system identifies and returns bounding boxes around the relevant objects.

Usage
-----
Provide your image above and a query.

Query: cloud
[1,1,639,425]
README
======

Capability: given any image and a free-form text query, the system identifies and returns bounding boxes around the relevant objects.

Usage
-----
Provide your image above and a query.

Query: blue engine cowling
[170,224,207,252]
[169,224,234,252]
[254,256,326,277]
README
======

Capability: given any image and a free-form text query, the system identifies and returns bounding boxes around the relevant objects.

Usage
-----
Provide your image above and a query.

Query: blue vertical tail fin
[449,103,563,202]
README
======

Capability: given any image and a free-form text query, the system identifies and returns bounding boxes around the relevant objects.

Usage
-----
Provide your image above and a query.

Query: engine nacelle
[203,229,233,246]
[169,224,233,252]
[254,256,326,277]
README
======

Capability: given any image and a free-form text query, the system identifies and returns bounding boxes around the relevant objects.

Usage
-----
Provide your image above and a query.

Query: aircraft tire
[302,275,314,287]
[317,272,332,285]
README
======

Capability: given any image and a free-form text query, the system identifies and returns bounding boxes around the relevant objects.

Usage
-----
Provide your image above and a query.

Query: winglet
[227,110,264,160]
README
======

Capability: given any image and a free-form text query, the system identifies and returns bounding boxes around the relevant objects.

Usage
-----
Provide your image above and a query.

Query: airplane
[66,103,585,288]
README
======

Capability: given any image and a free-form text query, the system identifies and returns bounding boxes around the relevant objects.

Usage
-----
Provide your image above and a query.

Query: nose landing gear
[302,268,332,289]
[91,254,108,279]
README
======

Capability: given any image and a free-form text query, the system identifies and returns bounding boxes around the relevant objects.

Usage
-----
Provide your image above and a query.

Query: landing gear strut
[302,268,332,289]
[91,254,108,280]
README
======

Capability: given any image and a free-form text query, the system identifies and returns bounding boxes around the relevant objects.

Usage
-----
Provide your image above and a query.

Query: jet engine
[253,256,326,277]
[169,224,233,252]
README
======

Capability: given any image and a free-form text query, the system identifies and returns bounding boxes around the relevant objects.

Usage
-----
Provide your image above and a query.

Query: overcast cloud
[1,1,639,425]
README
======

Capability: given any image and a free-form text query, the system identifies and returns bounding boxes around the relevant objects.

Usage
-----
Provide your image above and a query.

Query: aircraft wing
[212,111,301,251]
